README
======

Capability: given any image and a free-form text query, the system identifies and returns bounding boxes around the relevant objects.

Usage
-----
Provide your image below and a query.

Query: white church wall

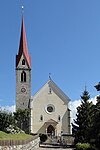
[31,82,70,135]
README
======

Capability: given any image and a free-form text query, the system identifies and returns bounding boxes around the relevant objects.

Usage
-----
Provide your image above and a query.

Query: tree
[91,96,100,149]
[92,83,100,149]
[72,89,93,144]
[0,110,14,131]
[14,109,30,133]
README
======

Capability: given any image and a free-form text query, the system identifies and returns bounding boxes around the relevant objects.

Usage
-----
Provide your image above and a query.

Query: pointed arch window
[49,87,52,94]
[40,115,43,121]
[58,115,61,121]
[22,59,25,65]
[21,71,26,82]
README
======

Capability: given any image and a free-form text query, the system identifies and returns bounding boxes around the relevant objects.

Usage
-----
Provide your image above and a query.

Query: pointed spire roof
[16,16,31,68]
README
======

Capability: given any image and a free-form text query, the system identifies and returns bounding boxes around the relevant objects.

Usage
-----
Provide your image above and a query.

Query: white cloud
[0,105,16,113]
[89,96,97,105]
[69,99,81,123]
[69,96,97,124]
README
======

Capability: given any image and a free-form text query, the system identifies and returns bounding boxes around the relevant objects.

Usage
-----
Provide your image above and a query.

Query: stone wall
[0,135,39,150]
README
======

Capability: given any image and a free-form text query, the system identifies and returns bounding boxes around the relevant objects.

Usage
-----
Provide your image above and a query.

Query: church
[16,16,71,136]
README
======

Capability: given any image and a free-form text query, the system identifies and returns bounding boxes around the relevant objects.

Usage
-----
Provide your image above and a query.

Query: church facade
[16,16,71,136]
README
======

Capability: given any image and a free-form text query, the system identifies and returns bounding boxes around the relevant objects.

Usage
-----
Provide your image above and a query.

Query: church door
[47,125,55,136]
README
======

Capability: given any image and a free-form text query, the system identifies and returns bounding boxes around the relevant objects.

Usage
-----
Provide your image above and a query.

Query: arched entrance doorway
[47,125,55,136]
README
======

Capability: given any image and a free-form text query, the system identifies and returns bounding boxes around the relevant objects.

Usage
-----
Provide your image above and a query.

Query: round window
[46,104,55,114]
[47,106,53,112]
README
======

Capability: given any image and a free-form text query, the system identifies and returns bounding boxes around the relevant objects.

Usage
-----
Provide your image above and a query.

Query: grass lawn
[0,131,32,140]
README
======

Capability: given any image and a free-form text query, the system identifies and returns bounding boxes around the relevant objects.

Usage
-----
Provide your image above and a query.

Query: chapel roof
[48,79,71,103]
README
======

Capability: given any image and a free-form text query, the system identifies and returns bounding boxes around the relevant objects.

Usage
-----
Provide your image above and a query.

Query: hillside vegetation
[0,131,32,140]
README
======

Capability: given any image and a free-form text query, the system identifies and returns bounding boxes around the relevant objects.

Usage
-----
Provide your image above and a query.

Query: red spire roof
[16,16,31,68]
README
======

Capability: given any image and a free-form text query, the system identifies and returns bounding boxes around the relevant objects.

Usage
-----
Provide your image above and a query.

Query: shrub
[90,146,98,150]
[39,134,47,142]
[5,125,25,134]
[76,143,91,150]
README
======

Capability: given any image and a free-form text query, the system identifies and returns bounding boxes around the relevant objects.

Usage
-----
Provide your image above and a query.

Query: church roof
[32,79,71,104]
[16,16,31,68]
[48,79,71,104]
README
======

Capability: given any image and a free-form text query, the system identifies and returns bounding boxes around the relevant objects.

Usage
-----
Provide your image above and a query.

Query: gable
[32,80,71,105]
[16,54,30,69]
[48,80,71,104]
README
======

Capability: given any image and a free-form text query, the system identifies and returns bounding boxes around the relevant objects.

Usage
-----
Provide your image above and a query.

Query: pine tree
[91,93,100,149]
[72,89,93,144]
[92,96,100,149]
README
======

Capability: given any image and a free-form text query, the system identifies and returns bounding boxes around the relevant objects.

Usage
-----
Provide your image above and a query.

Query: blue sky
[0,0,100,106]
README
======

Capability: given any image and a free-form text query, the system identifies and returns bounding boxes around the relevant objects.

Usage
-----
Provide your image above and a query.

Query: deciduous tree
[14,109,30,133]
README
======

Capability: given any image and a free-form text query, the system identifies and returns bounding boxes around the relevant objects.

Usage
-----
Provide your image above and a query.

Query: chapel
[16,16,71,136]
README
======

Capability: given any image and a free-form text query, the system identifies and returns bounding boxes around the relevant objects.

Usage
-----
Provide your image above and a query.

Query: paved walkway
[37,147,73,150]
[36,144,74,150]
[36,136,74,150]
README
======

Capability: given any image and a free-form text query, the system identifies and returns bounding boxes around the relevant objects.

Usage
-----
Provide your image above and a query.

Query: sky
[0,0,100,111]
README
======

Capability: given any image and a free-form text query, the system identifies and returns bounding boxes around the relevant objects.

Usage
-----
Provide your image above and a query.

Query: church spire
[16,16,31,68]
[16,14,31,111]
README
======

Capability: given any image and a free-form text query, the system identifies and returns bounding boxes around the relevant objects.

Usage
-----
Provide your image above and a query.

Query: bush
[90,146,98,150]
[76,143,91,150]
[39,134,47,142]
[5,125,25,134]
[0,110,14,132]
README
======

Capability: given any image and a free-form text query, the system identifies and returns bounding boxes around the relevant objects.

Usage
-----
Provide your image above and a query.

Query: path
[36,144,74,150]
[37,147,74,150]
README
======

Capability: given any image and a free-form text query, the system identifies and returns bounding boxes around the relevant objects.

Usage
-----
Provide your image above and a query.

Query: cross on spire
[22,5,24,15]
[49,73,51,80]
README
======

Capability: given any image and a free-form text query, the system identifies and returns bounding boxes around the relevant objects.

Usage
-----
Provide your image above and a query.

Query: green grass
[0,131,32,140]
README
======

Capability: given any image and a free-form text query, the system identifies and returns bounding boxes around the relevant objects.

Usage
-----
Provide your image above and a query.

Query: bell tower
[16,16,31,110]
